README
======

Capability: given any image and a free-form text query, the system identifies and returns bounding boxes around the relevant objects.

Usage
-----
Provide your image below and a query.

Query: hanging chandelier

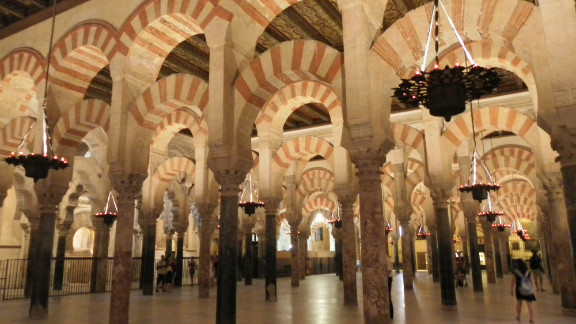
[477,193,503,223]
[416,224,431,240]
[491,215,510,232]
[328,202,342,229]
[4,0,69,182]
[385,218,393,234]
[95,191,119,226]
[238,172,265,216]
[392,0,500,121]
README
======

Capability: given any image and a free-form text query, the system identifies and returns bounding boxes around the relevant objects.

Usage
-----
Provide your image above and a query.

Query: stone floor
[0,271,575,324]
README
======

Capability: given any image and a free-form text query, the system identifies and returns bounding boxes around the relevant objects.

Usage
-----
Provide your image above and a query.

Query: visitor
[156,255,167,292]
[188,258,197,286]
[529,250,545,291]
[511,259,536,323]
[165,257,176,292]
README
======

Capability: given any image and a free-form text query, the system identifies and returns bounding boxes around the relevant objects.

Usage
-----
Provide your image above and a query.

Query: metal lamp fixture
[4,0,69,182]
[477,193,503,223]
[392,0,500,121]
[238,172,265,216]
[416,224,431,240]
[491,215,510,232]
[385,218,393,234]
[328,202,342,229]
[95,191,119,226]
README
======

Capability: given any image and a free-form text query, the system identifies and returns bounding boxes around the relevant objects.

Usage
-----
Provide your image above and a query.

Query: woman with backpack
[511,259,536,323]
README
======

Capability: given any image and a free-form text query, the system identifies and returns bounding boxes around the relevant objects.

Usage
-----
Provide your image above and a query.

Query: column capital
[173,221,189,234]
[355,153,385,183]
[261,197,281,215]
[34,183,68,214]
[110,173,146,203]
[56,219,73,236]
[430,187,452,209]
[213,169,246,197]
[334,189,357,206]
[541,172,564,202]
[551,126,576,166]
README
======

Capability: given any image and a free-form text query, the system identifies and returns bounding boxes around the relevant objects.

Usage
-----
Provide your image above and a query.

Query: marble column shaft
[175,232,185,287]
[466,219,483,292]
[553,128,576,283]
[244,230,253,285]
[262,198,280,301]
[399,218,413,290]
[498,232,510,274]
[493,231,503,278]
[197,204,215,298]
[165,231,174,260]
[357,159,390,323]
[25,218,40,298]
[431,192,457,307]
[140,220,156,295]
[53,229,69,291]
[108,175,143,324]
[335,236,343,280]
[298,235,307,280]
[340,196,357,306]
[290,225,299,287]
[29,183,66,319]
[545,177,576,310]
[91,219,112,293]
[481,220,496,284]
[428,225,440,283]
[215,172,244,324]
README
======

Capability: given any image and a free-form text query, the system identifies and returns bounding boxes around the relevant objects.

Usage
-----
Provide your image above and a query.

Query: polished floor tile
[0,272,574,324]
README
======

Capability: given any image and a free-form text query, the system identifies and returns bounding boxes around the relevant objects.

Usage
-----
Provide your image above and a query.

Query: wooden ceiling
[1,0,528,136]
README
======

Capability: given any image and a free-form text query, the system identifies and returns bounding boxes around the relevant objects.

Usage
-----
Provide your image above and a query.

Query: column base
[441,303,457,310]
[562,308,576,317]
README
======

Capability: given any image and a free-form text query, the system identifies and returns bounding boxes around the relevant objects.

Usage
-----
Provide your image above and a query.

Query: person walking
[529,250,545,291]
[156,255,168,292]
[511,259,536,323]
[188,258,197,286]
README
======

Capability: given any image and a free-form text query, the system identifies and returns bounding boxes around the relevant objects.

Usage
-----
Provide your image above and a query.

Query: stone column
[537,199,560,293]
[174,223,187,287]
[138,209,159,296]
[493,229,503,278]
[53,217,73,291]
[29,182,67,319]
[21,225,31,259]
[164,229,174,260]
[256,231,265,279]
[542,174,576,311]
[337,192,357,306]
[398,217,413,290]
[91,216,113,293]
[462,198,483,292]
[430,188,457,307]
[481,219,496,284]
[298,230,308,280]
[214,170,245,324]
[356,156,391,322]
[243,221,254,285]
[497,231,510,274]
[262,197,281,301]
[25,216,40,298]
[552,126,576,283]
[289,224,300,287]
[332,227,343,280]
[236,234,243,282]
[428,224,440,282]
[196,203,216,298]
[108,173,144,324]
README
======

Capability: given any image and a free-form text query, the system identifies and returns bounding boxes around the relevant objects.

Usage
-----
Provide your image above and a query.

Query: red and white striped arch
[230,0,305,29]
[49,22,116,102]
[442,107,538,154]
[373,0,538,78]
[391,123,425,161]
[381,163,394,188]
[484,146,535,180]
[131,74,209,130]
[0,116,35,157]
[297,168,334,198]
[235,40,343,114]
[152,109,208,152]
[0,48,45,87]
[119,0,231,94]
[151,156,196,205]
[256,80,343,133]
[52,99,111,149]
[273,136,334,169]
[301,196,337,220]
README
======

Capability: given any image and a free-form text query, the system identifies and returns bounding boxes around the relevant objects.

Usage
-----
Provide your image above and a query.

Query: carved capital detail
[551,126,576,166]
[261,197,281,216]
[214,169,246,197]
[429,187,451,209]
[110,173,146,203]
[34,183,67,214]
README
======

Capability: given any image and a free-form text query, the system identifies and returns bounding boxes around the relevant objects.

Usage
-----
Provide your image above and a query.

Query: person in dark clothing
[510,259,536,323]
[529,250,545,291]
